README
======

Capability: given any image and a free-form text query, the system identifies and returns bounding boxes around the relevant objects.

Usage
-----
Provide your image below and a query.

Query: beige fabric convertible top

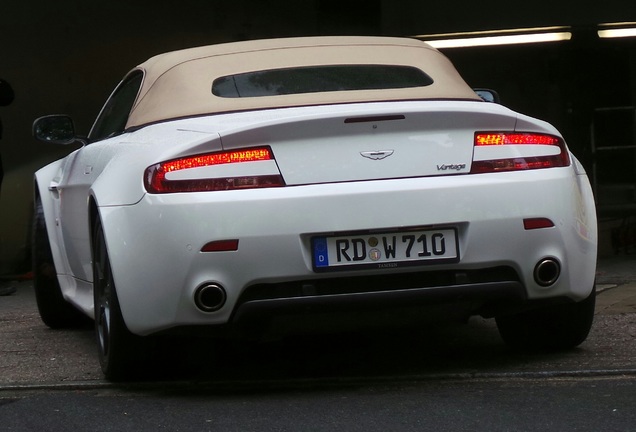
[126,36,481,129]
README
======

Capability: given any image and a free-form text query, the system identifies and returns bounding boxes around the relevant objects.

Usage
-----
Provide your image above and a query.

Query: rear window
[212,65,434,98]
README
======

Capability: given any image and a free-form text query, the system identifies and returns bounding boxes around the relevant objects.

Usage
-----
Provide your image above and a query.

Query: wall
[1,0,636,273]
[0,1,329,273]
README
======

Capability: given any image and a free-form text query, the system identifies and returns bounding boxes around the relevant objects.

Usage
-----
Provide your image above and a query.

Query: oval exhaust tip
[194,283,227,312]
[534,258,561,287]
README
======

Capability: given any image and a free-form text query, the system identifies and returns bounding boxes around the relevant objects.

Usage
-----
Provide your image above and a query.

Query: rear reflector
[523,218,555,230]
[201,239,239,252]
[144,147,285,193]
[471,132,570,174]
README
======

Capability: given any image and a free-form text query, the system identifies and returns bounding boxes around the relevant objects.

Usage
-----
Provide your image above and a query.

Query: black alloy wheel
[93,218,152,381]
[496,284,596,351]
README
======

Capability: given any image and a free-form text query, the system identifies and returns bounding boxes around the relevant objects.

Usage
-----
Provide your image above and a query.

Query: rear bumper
[98,168,597,335]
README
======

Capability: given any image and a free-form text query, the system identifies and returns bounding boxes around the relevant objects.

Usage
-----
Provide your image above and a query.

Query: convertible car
[32,36,597,380]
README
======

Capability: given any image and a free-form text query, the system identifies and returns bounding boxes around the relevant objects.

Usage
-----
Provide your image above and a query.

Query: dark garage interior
[1,0,636,274]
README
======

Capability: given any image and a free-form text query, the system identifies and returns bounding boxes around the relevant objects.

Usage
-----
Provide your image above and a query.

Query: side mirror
[32,115,85,145]
[473,88,500,104]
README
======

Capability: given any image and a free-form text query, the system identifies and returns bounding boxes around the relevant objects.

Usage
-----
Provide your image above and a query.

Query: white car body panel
[35,88,597,337]
[35,160,96,317]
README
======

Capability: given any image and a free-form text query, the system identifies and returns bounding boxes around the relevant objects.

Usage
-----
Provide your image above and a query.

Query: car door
[55,71,143,281]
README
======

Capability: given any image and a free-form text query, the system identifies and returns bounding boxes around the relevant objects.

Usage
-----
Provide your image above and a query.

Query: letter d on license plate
[312,227,458,271]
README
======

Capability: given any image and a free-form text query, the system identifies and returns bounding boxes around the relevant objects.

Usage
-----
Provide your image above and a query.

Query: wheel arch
[88,195,100,256]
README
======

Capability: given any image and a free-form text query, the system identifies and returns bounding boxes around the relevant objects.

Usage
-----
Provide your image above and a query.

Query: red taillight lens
[471,132,570,174]
[145,147,285,193]
[475,133,561,146]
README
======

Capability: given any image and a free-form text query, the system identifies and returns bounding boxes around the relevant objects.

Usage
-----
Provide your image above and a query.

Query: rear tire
[93,218,153,381]
[32,198,88,328]
[496,285,596,351]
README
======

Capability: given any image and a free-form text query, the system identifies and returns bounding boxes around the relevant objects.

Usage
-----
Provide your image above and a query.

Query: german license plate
[312,228,459,271]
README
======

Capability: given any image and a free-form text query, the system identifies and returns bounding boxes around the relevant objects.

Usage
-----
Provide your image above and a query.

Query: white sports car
[32,36,597,380]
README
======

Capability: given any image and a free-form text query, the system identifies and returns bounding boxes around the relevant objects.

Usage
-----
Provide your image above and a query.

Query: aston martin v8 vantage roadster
[32,36,597,380]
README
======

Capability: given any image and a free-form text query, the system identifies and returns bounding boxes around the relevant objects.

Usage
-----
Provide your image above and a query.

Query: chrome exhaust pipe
[194,283,227,312]
[534,258,561,287]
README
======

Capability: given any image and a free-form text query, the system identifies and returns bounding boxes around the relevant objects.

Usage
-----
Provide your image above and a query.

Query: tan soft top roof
[126,36,480,129]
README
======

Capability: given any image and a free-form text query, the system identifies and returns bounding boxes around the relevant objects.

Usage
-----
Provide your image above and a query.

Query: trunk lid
[218,102,519,185]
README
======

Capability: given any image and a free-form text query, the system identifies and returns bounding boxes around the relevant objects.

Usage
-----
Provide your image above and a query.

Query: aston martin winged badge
[360,150,394,160]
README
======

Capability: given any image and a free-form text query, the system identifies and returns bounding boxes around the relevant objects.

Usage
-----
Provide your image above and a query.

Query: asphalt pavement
[0,255,635,387]
[595,255,636,313]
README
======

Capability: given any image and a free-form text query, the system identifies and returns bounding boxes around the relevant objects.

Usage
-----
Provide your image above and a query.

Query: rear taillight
[144,147,285,193]
[471,132,570,174]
